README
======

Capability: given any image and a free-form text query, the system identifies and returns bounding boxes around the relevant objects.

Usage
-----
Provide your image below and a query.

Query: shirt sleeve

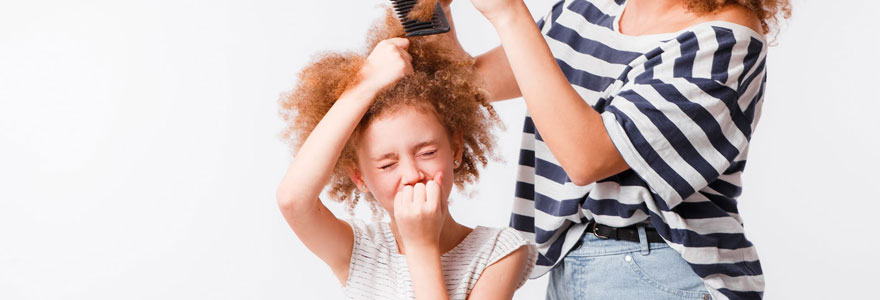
[601,26,767,211]
[487,227,538,290]
[537,0,566,32]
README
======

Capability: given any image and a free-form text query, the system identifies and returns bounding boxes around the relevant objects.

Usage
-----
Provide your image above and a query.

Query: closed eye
[379,162,396,170]
[420,150,436,157]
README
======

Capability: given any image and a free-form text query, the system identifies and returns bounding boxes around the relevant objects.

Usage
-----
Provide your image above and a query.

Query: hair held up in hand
[408,0,438,22]
[279,7,499,208]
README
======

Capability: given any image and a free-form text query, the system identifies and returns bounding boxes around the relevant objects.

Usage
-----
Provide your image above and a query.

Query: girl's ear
[452,132,464,165]
[347,167,367,192]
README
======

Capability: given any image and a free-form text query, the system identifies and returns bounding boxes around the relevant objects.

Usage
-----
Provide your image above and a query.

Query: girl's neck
[389,213,473,255]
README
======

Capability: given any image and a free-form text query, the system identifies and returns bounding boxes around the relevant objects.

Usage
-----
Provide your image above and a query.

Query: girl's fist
[357,38,413,93]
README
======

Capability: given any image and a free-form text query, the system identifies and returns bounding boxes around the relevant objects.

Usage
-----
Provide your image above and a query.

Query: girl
[275,10,536,300]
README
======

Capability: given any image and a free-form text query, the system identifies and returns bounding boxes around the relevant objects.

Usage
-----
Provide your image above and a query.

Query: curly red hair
[279,8,499,209]
[686,0,792,35]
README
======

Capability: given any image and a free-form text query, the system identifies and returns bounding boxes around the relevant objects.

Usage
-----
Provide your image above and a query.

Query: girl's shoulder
[452,226,536,267]
[459,226,538,291]
[492,226,536,267]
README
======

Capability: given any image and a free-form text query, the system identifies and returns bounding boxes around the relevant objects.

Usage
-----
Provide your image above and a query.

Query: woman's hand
[469,0,525,25]
[357,38,413,94]
[393,173,445,251]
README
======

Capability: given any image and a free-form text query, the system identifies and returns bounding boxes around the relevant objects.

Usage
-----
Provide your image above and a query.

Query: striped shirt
[509,0,767,299]
[342,219,537,299]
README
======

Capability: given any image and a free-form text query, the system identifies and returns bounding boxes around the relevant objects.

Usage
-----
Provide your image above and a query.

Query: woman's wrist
[487,1,532,32]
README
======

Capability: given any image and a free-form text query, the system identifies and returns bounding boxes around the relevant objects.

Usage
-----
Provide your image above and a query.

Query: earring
[453,160,460,168]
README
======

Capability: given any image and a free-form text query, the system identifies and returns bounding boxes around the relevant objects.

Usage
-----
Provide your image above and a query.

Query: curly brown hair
[686,0,792,34]
[279,8,499,209]
[409,0,439,21]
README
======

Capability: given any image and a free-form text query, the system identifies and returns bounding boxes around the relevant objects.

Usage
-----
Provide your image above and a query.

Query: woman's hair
[686,0,792,35]
[279,9,499,209]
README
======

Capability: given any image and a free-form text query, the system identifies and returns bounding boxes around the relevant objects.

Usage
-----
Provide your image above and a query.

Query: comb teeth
[389,0,451,37]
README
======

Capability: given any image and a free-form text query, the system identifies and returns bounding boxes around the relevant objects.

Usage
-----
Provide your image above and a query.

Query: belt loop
[638,225,650,256]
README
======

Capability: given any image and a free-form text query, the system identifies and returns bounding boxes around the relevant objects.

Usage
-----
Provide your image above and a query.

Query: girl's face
[350,105,461,217]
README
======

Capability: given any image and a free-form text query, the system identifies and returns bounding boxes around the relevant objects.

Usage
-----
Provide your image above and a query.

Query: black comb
[390,0,451,37]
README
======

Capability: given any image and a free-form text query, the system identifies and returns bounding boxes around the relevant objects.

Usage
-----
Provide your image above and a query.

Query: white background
[1,0,878,299]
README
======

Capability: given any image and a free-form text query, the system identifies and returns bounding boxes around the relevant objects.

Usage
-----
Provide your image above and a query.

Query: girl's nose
[399,160,427,186]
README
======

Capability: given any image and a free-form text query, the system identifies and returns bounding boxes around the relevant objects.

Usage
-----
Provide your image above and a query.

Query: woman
[438,0,790,299]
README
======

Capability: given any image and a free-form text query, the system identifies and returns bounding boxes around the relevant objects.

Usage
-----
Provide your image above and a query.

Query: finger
[431,171,446,211]
[400,49,413,64]
[395,185,414,210]
[398,50,413,74]
[426,179,440,210]
[432,172,443,187]
[402,62,414,76]
[413,182,426,206]
[387,37,410,50]
[376,39,395,51]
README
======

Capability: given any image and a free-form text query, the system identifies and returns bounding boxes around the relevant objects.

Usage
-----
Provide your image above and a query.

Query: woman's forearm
[474,46,522,102]
[488,2,628,185]
[276,83,377,216]
[438,2,520,102]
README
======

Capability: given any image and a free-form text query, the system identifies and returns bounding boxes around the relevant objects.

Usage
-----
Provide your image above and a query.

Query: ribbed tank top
[342,219,537,299]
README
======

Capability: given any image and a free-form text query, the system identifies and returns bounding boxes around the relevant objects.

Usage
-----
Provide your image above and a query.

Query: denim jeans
[546,226,712,300]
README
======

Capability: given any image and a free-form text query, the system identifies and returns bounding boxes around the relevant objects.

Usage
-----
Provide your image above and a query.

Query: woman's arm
[470,0,628,185]
[474,46,521,102]
[437,1,520,102]
[276,38,414,284]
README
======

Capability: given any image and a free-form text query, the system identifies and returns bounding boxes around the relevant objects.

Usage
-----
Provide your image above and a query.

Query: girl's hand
[393,173,445,251]
[357,38,413,94]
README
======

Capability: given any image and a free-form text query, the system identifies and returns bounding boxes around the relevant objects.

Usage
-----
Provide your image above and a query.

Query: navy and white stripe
[510,0,767,299]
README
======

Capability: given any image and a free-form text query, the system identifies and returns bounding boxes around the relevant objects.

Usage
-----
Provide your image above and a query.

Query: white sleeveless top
[342,219,537,299]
